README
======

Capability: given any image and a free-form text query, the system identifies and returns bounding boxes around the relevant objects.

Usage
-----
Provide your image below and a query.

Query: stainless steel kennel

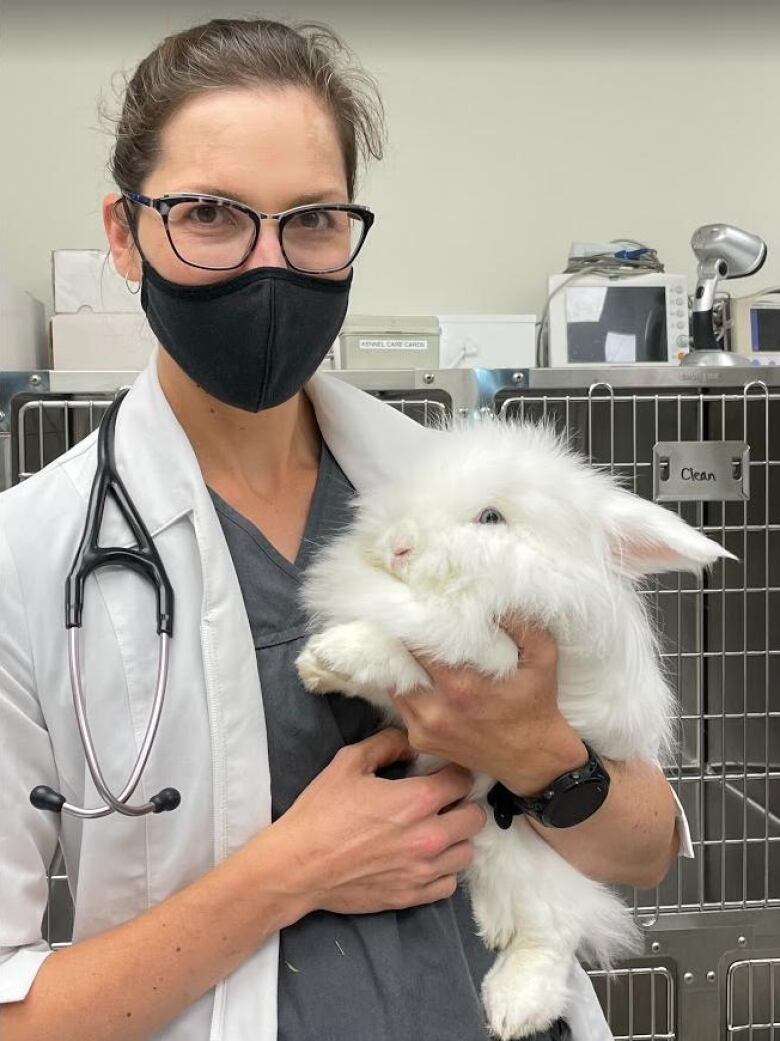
[3,363,780,1041]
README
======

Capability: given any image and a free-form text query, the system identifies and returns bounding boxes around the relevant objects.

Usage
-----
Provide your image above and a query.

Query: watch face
[545,779,609,828]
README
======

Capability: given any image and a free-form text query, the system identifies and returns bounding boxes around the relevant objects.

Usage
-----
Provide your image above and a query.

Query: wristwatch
[486,742,610,830]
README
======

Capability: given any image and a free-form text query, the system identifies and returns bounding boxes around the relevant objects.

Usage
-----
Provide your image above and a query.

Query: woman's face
[104,85,350,286]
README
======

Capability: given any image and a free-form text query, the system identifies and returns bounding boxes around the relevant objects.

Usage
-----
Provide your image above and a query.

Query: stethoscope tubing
[30,389,180,820]
[63,628,172,818]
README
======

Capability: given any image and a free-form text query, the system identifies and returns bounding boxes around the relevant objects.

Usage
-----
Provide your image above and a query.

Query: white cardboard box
[53,249,143,314]
[51,313,156,370]
[437,314,537,369]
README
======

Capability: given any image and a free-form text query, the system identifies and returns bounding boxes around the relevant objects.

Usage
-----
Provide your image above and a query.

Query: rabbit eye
[476,507,505,525]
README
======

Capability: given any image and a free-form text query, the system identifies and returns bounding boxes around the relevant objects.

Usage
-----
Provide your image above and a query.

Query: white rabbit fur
[296,419,729,1040]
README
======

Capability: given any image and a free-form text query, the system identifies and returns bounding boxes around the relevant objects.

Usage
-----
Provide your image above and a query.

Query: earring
[124,270,141,295]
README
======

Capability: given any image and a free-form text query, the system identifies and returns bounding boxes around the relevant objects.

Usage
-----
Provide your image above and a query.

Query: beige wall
[2,0,780,327]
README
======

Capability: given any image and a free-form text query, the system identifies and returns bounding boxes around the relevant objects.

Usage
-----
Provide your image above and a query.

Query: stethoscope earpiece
[30,784,181,815]
[150,788,182,813]
[30,786,66,813]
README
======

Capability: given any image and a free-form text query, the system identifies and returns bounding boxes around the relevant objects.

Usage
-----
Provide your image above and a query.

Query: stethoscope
[29,389,181,819]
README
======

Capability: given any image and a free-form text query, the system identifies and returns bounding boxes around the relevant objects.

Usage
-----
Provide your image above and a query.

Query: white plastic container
[53,249,143,314]
[50,313,155,370]
[438,314,537,369]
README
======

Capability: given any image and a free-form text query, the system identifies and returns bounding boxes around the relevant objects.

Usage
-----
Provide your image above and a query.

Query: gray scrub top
[209,442,567,1041]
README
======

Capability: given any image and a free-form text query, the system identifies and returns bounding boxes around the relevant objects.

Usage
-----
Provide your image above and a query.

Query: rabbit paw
[482,948,569,1040]
[296,622,428,698]
[296,635,354,694]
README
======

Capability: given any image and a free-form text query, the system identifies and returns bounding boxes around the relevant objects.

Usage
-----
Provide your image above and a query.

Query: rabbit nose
[389,541,414,574]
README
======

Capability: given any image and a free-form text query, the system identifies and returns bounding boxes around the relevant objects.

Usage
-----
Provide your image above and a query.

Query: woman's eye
[172,202,236,229]
[293,209,332,231]
[475,507,505,525]
[191,204,223,225]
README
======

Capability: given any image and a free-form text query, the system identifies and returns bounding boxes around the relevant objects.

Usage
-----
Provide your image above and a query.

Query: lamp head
[691,223,766,283]
[691,223,767,318]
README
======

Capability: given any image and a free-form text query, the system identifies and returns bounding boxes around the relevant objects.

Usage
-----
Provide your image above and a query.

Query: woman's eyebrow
[175,186,348,208]
[287,191,349,207]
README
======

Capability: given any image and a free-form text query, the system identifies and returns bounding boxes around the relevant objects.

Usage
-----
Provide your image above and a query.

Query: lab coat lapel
[305,370,436,492]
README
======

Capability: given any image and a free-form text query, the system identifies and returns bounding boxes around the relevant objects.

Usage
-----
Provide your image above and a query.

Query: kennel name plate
[653,441,750,502]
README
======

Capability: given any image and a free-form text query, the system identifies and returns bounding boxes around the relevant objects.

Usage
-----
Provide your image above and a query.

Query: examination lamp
[682,223,767,366]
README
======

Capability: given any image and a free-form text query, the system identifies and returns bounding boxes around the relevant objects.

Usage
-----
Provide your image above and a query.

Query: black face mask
[139,260,352,412]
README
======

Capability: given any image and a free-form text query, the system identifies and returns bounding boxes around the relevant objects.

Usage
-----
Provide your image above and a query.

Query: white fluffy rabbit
[296,419,728,1039]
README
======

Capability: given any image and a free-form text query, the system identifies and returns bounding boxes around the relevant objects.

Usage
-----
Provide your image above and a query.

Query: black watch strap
[486,742,610,830]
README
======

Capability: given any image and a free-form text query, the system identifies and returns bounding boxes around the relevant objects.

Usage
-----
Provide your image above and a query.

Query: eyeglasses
[121,191,374,274]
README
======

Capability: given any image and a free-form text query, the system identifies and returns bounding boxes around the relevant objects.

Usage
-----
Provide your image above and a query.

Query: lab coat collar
[74,348,431,535]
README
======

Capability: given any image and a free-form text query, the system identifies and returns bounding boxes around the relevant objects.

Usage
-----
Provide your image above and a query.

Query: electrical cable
[535,240,664,367]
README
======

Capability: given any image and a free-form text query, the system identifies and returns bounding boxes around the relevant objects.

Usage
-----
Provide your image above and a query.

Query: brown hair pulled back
[110,18,385,200]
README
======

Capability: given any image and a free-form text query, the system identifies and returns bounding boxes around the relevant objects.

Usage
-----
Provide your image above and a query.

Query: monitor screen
[750,307,780,351]
[564,285,668,363]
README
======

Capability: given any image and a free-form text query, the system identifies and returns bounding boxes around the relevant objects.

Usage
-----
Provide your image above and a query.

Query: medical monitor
[547,274,689,367]
[729,294,780,366]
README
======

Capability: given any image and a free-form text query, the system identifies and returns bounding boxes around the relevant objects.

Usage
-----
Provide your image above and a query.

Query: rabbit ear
[603,488,736,577]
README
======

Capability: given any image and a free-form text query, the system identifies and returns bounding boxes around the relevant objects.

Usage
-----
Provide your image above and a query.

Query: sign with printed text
[653,441,750,502]
[359,338,429,352]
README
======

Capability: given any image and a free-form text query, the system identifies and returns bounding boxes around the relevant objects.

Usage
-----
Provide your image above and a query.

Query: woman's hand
[271,727,487,915]
[390,618,588,796]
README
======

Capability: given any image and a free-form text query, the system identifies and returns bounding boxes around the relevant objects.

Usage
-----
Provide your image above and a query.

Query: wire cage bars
[9,366,780,1040]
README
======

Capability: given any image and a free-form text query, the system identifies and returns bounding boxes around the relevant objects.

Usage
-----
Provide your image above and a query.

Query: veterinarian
[0,17,692,1041]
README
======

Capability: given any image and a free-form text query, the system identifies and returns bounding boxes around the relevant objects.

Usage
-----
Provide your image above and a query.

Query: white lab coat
[0,351,693,1041]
